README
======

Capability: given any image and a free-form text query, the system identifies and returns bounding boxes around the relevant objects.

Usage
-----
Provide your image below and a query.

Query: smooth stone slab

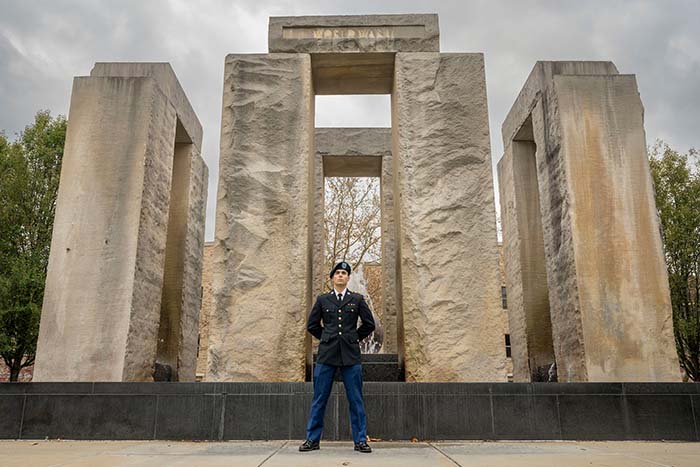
[34,76,178,382]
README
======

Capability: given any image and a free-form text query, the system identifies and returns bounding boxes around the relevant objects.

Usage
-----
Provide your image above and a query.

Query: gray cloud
[1,0,698,240]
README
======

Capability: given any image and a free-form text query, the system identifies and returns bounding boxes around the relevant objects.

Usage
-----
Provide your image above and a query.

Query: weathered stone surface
[498,121,556,382]
[496,244,514,380]
[269,15,438,94]
[196,242,215,379]
[156,145,208,382]
[311,53,395,95]
[35,63,207,382]
[35,76,177,381]
[91,63,202,149]
[392,53,506,382]
[499,61,679,382]
[209,54,314,382]
[558,74,678,381]
[316,127,388,177]
[269,14,439,54]
[379,135,399,356]
[184,151,208,379]
[500,62,620,382]
[309,135,326,371]
[501,62,619,145]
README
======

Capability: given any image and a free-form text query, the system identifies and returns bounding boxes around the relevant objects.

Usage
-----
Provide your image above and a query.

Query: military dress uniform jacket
[307,291,376,366]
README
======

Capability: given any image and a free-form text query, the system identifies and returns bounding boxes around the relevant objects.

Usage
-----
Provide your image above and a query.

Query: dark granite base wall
[1,382,698,441]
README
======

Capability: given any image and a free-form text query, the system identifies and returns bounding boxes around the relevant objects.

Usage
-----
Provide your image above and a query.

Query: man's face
[332,269,349,288]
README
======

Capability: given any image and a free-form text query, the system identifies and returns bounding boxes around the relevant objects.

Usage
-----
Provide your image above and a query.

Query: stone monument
[498,61,679,382]
[34,63,208,382]
[207,14,506,382]
[32,15,678,385]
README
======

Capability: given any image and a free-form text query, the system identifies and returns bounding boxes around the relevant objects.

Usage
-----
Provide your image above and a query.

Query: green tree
[649,141,700,381]
[0,111,66,381]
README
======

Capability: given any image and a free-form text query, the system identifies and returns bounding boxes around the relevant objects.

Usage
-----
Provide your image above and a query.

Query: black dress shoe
[354,441,372,453]
[299,439,320,452]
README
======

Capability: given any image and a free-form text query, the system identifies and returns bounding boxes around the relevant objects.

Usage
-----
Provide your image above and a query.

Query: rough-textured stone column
[209,54,314,382]
[196,242,216,379]
[500,62,679,382]
[308,140,325,376]
[34,63,207,382]
[380,136,399,355]
[392,53,506,382]
[497,111,556,382]
[156,144,208,381]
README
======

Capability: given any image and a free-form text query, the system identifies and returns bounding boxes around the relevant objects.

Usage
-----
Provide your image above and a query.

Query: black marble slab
[0,382,697,441]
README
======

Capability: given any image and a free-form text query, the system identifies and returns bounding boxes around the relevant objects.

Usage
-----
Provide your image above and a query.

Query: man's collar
[333,287,348,296]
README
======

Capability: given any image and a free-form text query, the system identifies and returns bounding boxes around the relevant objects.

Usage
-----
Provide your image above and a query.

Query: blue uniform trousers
[305,363,368,444]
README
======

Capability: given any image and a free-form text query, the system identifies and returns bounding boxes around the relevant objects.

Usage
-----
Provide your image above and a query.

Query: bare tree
[323,177,381,287]
[323,177,383,352]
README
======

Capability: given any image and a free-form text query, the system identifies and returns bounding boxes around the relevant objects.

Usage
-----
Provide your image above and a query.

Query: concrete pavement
[0,440,698,466]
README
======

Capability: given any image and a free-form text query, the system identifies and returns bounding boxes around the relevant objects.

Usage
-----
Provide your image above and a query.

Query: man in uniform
[299,261,375,453]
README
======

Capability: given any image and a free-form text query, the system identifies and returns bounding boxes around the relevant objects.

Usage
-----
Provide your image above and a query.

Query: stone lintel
[312,52,395,94]
[501,61,619,148]
[316,127,391,156]
[91,62,203,149]
[323,155,381,177]
[269,14,439,54]
[316,127,390,177]
[269,14,439,94]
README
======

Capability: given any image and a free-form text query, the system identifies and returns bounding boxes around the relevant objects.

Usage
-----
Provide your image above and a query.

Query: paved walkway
[0,440,698,466]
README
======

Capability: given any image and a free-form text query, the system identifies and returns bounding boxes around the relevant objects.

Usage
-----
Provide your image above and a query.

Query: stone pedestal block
[392,53,506,382]
[499,62,679,382]
[35,63,207,382]
[208,54,314,382]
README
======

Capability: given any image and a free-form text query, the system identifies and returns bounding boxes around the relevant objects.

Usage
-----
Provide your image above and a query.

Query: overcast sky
[1,0,698,241]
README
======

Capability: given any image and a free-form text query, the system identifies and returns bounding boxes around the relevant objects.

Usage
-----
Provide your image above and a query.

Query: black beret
[329,261,352,278]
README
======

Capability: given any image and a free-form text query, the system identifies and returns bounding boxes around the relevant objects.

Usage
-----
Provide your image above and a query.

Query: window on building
[505,334,512,358]
[501,286,508,309]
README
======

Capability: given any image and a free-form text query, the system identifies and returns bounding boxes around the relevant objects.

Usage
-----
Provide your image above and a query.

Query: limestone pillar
[157,144,208,381]
[34,63,207,381]
[392,53,506,382]
[498,112,556,382]
[208,54,314,382]
[499,61,679,382]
